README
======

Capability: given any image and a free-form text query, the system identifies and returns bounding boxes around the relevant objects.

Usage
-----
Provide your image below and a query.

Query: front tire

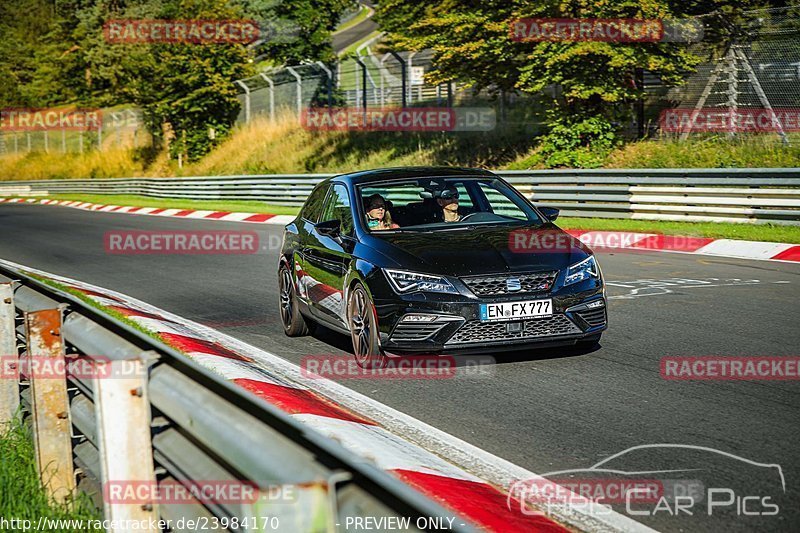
[347,283,387,369]
[279,265,310,337]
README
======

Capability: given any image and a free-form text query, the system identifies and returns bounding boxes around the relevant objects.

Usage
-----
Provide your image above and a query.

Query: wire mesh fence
[3,7,797,156]
[646,6,800,142]
[235,6,800,143]
[0,108,146,156]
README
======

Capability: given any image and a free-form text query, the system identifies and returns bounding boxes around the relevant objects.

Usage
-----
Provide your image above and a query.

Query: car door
[303,183,355,327]
[295,183,329,307]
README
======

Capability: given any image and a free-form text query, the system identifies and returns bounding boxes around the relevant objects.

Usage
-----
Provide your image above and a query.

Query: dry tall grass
[0,148,144,181]
[3,115,796,182]
[184,113,438,176]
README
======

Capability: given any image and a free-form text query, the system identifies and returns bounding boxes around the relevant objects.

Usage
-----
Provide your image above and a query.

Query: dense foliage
[0,0,348,161]
[377,0,786,167]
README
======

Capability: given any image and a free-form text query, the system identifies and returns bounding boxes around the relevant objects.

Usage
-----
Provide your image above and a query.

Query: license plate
[479,299,552,322]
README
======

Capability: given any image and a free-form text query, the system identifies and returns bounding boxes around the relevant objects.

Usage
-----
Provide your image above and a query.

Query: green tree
[377,0,781,167]
[236,0,352,64]
[1,0,349,162]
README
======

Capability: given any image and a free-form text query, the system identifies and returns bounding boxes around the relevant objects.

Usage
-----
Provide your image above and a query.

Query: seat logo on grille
[506,278,522,292]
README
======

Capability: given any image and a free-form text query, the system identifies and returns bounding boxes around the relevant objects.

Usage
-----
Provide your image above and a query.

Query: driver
[435,186,463,223]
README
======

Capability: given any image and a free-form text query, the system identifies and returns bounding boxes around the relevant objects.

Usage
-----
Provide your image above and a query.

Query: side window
[478,182,527,219]
[301,183,330,223]
[319,184,354,235]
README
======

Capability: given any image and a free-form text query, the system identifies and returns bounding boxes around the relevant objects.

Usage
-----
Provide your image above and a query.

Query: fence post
[259,73,276,122]
[0,282,19,429]
[388,51,407,108]
[380,54,390,106]
[25,308,75,504]
[286,66,303,117]
[316,61,334,109]
[235,80,251,123]
[355,57,368,115]
[635,67,645,139]
[93,352,159,531]
[407,52,417,105]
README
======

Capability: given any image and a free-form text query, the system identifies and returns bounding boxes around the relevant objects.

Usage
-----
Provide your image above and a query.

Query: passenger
[435,186,463,223]
[364,194,399,230]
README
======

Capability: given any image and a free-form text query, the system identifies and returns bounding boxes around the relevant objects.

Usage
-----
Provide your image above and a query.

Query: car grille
[574,307,606,327]
[461,271,557,297]
[390,322,447,342]
[447,315,581,345]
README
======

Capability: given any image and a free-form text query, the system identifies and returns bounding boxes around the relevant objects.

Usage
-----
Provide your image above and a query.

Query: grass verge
[36,194,300,215]
[0,420,102,531]
[334,4,372,34]
[604,135,800,169]
[556,217,800,244]
[26,273,174,345]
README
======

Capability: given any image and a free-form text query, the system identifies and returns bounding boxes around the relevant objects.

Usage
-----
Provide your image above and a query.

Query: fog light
[586,300,605,309]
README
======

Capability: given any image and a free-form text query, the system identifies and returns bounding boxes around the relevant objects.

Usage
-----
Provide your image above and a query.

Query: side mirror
[315,219,341,238]
[539,206,560,221]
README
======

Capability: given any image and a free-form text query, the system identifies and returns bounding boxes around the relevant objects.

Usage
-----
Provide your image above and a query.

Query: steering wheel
[459,212,480,222]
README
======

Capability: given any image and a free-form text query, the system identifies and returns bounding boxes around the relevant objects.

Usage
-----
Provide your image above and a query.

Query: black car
[278,167,607,367]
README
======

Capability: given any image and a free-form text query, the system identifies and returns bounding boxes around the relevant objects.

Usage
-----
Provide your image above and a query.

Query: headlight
[384,269,459,295]
[564,255,599,286]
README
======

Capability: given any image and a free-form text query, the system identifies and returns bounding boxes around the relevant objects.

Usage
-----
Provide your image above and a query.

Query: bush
[528,115,620,169]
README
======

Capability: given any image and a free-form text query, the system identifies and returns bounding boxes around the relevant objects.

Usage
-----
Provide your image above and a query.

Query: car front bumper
[371,277,607,354]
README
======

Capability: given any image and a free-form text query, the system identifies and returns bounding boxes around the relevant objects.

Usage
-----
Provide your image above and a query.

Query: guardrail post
[25,308,75,504]
[0,282,19,428]
[94,353,159,531]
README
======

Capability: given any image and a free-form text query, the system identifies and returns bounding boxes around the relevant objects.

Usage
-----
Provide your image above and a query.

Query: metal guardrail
[1,168,799,224]
[0,267,472,533]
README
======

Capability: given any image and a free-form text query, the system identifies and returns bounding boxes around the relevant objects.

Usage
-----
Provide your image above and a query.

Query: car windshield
[358,177,543,232]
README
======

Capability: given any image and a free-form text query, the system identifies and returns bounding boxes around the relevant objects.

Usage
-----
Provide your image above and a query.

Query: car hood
[366,223,592,276]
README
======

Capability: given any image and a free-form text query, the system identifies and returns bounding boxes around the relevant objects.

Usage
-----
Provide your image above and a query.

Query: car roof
[330,166,498,186]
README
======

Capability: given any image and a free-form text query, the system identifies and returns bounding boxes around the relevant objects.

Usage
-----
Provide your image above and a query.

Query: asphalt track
[2,202,799,532]
[332,1,378,54]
